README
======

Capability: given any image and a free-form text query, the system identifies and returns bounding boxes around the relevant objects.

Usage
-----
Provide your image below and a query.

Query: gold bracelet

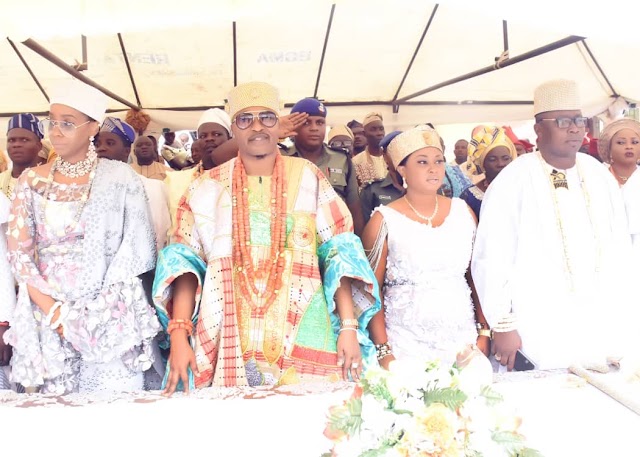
[340,318,359,328]
[477,329,492,338]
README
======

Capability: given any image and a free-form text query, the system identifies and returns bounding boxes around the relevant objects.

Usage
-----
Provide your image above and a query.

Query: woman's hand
[163,330,198,397]
[337,329,362,382]
[378,353,395,370]
[476,335,491,358]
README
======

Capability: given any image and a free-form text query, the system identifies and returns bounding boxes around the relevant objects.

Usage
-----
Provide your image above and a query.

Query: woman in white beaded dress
[3,79,160,394]
[363,127,490,368]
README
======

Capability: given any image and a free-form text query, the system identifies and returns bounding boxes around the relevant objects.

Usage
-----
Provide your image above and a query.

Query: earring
[88,136,97,162]
[402,178,408,189]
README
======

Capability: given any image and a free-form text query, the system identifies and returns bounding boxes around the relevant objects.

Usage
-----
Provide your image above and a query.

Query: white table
[1,371,638,457]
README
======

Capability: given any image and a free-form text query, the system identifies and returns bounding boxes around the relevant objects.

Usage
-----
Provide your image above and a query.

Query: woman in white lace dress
[363,127,490,368]
[3,80,159,395]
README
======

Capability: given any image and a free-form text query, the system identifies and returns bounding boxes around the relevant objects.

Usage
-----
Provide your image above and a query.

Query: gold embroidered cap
[226,82,280,121]
[363,112,383,127]
[597,118,640,164]
[387,126,442,169]
[328,125,354,142]
[50,78,108,122]
[534,79,581,116]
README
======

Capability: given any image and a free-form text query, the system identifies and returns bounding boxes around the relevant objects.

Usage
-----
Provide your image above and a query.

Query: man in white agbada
[471,79,636,370]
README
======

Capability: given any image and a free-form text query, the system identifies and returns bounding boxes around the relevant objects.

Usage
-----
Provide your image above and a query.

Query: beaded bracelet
[338,327,358,334]
[340,318,359,329]
[375,342,393,361]
[167,319,194,335]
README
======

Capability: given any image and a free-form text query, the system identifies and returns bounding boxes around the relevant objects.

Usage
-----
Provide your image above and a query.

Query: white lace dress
[375,198,477,365]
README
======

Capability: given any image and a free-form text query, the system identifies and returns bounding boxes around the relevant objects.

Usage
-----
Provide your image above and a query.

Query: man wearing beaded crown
[153,82,380,394]
[471,79,636,371]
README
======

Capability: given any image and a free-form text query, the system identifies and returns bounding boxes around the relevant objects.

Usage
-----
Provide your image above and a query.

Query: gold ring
[494,354,502,362]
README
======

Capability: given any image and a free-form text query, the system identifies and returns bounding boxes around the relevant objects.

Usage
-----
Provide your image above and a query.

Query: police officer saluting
[283,98,365,236]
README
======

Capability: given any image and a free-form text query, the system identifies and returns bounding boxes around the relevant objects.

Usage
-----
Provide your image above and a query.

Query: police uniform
[282,144,360,206]
[360,173,404,224]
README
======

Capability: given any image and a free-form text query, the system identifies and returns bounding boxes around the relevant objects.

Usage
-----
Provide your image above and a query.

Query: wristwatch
[476,322,491,338]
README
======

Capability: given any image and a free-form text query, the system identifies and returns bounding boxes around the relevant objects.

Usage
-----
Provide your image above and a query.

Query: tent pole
[21,38,139,111]
[232,21,238,87]
[392,3,439,102]
[502,20,508,54]
[396,35,585,103]
[581,41,618,97]
[117,33,142,108]
[7,38,49,103]
[145,99,533,112]
[313,3,336,98]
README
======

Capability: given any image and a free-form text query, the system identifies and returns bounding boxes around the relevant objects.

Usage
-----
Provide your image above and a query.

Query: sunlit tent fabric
[0,0,638,146]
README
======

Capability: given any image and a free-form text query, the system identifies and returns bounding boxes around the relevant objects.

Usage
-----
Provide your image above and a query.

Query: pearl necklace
[404,195,439,225]
[42,159,97,237]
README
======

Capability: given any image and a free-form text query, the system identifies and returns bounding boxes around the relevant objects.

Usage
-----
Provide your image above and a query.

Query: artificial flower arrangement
[323,346,541,457]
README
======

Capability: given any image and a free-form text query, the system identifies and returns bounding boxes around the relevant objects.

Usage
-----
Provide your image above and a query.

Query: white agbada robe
[139,176,171,252]
[622,170,640,259]
[472,152,636,369]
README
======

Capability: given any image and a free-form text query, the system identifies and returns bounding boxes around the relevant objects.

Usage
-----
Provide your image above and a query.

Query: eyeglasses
[329,140,353,148]
[537,116,588,129]
[39,118,92,137]
[233,111,278,130]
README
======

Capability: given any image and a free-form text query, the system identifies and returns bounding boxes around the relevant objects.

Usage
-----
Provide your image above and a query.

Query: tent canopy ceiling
[0,0,637,143]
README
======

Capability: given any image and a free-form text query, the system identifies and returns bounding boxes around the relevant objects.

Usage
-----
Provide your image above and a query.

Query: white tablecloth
[1,371,638,456]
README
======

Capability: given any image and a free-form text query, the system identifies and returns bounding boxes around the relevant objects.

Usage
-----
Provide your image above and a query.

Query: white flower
[361,395,396,433]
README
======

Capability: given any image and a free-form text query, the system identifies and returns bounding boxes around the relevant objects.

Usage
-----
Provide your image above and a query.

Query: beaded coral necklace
[232,153,288,312]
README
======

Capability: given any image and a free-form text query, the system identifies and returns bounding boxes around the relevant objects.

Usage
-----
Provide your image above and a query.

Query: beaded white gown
[375,198,477,365]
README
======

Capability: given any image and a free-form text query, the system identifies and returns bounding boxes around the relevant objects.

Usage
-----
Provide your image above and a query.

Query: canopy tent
[0,0,638,149]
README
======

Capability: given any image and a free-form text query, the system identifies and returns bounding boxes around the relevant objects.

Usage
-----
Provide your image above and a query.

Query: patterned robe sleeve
[313,166,381,367]
[6,173,57,297]
[152,188,207,327]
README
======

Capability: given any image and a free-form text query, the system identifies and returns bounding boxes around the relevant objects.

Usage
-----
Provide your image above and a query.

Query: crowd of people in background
[0,76,639,395]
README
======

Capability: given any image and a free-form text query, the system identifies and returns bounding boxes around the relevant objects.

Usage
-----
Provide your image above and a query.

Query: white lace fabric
[376,199,478,365]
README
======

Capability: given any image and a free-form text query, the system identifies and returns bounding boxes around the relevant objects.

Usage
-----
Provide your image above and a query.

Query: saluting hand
[278,112,309,139]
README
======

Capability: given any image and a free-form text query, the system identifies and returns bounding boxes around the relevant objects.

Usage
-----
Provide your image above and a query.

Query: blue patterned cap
[100,116,136,146]
[7,113,43,139]
[291,98,327,117]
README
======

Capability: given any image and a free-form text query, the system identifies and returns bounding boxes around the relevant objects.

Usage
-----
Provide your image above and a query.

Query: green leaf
[359,445,392,457]
[327,397,363,437]
[361,377,394,408]
[491,431,527,454]
[516,448,544,457]
[480,385,504,406]
[424,387,468,410]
